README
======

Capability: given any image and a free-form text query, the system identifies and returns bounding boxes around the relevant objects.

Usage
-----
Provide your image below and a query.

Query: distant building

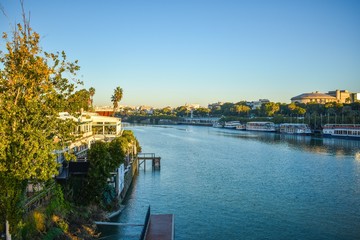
[137,105,154,114]
[352,93,360,102]
[185,103,200,110]
[208,102,224,110]
[327,90,352,103]
[291,91,336,104]
[247,99,270,110]
[291,89,356,104]
[94,106,114,116]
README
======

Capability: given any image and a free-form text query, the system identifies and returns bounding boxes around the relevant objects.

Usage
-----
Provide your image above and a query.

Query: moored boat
[224,121,242,129]
[280,123,312,135]
[246,121,276,132]
[322,124,360,140]
[212,122,223,128]
[235,124,246,130]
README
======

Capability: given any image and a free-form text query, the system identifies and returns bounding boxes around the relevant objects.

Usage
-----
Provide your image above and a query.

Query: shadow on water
[97,161,162,239]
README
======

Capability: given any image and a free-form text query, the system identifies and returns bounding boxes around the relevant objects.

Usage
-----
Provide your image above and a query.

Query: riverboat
[279,123,312,135]
[224,121,242,129]
[246,121,276,132]
[235,124,246,130]
[212,122,223,128]
[322,124,360,140]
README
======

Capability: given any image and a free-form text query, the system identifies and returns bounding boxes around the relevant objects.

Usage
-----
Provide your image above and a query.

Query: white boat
[246,121,276,132]
[235,124,246,130]
[212,122,223,128]
[322,124,360,140]
[280,123,312,135]
[224,121,242,129]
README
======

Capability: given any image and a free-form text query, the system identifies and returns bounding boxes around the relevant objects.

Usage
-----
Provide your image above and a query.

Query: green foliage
[193,107,211,117]
[122,100,359,125]
[108,137,126,165]
[88,87,95,110]
[175,106,190,117]
[66,88,91,112]
[86,141,113,204]
[261,102,280,117]
[0,175,26,234]
[46,184,68,217]
[74,131,141,206]
[231,104,251,116]
[122,130,142,153]
[111,86,123,115]
[43,227,63,240]
[0,21,81,235]
[33,211,46,232]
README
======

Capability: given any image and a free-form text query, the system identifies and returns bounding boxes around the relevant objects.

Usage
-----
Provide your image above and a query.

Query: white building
[90,114,122,140]
[247,99,270,110]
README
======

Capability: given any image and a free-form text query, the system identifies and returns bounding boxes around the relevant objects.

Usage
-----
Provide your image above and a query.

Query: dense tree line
[119,101,360,125]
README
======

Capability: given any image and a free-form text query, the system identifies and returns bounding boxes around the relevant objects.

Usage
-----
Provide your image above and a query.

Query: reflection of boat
[280,123,312,135]
[224,121,242,129]
[322,124,360,140]
[212,122,223,128]
[246,122,276,132]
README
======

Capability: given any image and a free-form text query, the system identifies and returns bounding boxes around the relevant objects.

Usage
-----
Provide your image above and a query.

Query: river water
[100,125,360,240]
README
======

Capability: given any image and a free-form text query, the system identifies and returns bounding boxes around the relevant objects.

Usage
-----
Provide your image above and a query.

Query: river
[100,125,360,240]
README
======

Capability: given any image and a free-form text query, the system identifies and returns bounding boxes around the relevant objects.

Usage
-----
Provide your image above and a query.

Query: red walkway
[145,214,175,240]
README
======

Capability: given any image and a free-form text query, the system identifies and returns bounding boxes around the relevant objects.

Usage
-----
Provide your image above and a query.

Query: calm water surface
[101,125,360,240]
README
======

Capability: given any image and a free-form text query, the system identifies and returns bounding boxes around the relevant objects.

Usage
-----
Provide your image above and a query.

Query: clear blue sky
[1,0,359,108]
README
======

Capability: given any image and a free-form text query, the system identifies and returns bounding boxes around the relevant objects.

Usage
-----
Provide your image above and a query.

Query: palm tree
[89,87,95,110]
[111,86,123,116]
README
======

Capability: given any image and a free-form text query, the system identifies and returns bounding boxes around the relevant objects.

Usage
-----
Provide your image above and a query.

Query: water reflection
[111,125,360,240]
[355,152,360,161]
[211,128,360,157]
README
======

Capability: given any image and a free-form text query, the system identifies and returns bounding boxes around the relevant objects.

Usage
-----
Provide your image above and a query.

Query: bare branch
[0,3,7,18]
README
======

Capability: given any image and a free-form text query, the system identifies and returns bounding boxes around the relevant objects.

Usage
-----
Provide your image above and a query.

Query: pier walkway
[145,214,175,240]
[140,206,175,240]
[95,207,174,239]
[138,153,162,170]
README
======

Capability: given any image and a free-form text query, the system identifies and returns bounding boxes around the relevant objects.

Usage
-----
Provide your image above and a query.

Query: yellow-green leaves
[0,20,82,234]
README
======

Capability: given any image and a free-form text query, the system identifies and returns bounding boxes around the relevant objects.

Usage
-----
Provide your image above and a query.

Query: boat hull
[322,124,360,140]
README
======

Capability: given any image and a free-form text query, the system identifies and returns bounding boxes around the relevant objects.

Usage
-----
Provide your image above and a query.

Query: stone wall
[120,158,138,202]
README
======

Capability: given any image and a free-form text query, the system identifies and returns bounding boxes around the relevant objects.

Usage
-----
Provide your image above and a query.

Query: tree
[83,131,141,205]
[0,21,81,237]
[295,106,306,115]
[231,104,250,117]
[89,87,95,110]
[85,141,113,204]
[111,86,123,116]
[175,106,190,117]
[160,106,173,115]
[220,102,234,116]
[194,107,211,117]
[66,89,90,112]
[261,102,280,117]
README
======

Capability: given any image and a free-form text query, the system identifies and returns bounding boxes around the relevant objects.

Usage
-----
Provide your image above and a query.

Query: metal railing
[137,153,156,159]
[24,182,55,213]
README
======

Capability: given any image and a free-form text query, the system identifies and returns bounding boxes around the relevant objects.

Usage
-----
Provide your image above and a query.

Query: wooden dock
[138,153,162,170]
[95,206,174,239]
[145,214,175,240]
[140,206,175,240]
